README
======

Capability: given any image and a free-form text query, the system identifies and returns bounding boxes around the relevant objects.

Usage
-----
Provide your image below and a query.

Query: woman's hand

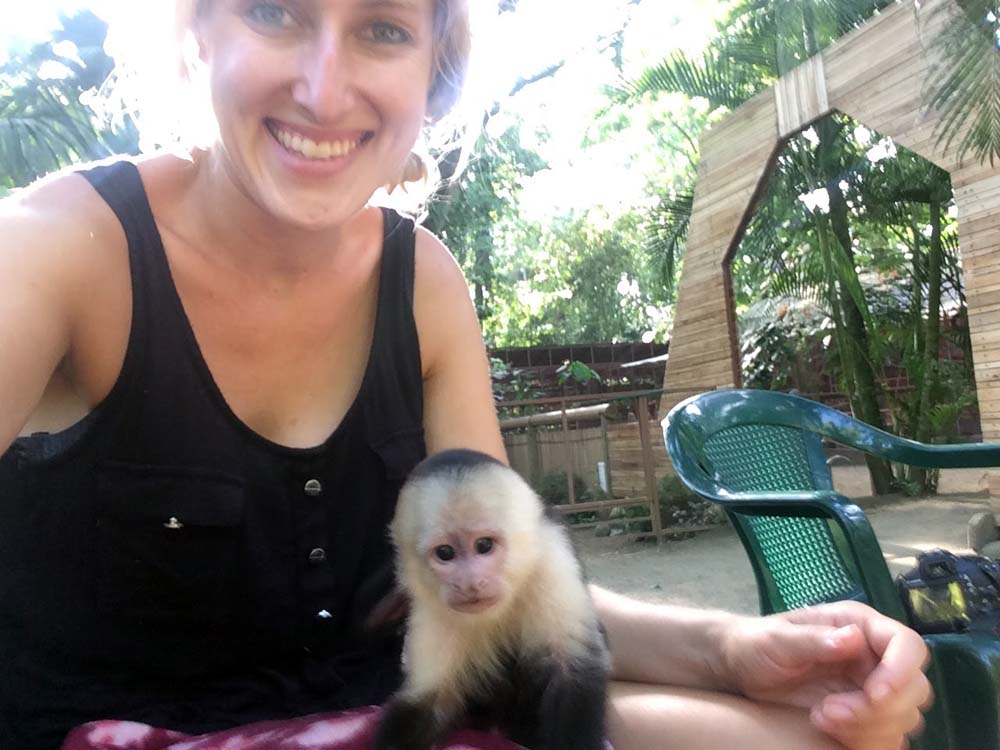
[719,601,932,750]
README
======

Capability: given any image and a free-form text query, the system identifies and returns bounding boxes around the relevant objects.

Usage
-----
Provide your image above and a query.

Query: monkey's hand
[373,697,440,750]
[718,601,931,750]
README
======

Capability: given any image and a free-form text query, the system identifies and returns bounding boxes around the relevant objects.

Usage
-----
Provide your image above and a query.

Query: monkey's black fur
[404,447,503,482]
[375,638,609,750]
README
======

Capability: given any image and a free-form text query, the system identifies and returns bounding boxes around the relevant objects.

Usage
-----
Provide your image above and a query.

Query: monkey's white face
[392,462,545,619]
[425,528,509,614]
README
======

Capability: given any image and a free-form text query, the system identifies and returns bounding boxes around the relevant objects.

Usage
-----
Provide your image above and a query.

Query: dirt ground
[574,466,996,614]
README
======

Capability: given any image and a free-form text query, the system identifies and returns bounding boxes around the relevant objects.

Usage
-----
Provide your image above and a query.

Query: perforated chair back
[664,389,1000,750]
[702,422,868,613]
[666,392,898,616]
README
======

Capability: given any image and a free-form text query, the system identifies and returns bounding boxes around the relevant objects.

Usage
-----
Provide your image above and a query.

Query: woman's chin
[262,192,368,233]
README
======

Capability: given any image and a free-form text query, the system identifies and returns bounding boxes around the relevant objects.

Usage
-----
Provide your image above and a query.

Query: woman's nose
[292,31,357,121]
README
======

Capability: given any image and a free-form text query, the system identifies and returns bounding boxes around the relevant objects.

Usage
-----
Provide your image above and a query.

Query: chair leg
[924,632,1000,750]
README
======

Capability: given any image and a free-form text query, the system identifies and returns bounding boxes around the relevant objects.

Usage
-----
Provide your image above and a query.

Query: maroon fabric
[61,707,526,750]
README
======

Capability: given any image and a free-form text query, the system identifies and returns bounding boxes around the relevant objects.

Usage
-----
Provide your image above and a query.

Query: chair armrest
[666,389,1000,470]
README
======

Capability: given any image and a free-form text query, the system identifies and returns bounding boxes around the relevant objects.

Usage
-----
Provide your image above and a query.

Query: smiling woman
[0,1,936,749]
[0,0,515,746]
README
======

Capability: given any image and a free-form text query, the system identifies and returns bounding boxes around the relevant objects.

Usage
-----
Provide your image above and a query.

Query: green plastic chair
[663,388,1000,750]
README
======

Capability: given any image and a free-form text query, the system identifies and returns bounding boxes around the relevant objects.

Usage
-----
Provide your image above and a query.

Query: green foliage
[613,0,894,116]
[556,360,602,387]
[533,471,589,507]
[425,122,546,321]
[489,357,542,403]
[485,210,670,346]
[609,49,761,111]
[925,0,1000,165]
[657,474,700,511]
[0,11,139,190]
[610,0,898,358]
[645,190,693,303]
[739,297,832,391]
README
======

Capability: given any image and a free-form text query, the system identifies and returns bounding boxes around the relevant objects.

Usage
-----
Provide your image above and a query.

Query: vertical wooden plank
[526,424,540,486]
[601,413,612,498]
[561,398,576,504]
[775,55,830,138]
[636,396,663,542]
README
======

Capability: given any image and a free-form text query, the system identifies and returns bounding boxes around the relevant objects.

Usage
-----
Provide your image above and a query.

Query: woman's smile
[263,117,376,178]
[265,119,371,161]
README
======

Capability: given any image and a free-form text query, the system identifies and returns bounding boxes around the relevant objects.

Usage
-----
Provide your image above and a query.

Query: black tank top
[0,161,426,749]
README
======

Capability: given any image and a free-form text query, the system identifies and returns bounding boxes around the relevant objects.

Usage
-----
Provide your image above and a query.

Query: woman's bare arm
[0,174,121,455]
[412,226,507,463]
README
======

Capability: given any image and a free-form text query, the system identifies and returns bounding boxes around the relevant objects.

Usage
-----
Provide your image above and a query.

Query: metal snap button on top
[304,479,322,496]
[163,516,184,530]
[308,547,327,565]
[316,609,333,620]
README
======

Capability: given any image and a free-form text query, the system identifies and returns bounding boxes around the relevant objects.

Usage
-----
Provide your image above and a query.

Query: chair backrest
[665,390,895,617]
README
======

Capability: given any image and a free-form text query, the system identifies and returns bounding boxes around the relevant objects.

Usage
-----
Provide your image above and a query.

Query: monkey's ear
[364,586,412,634]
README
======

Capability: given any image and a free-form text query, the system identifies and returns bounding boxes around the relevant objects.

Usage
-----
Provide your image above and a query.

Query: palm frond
[609,49,763,111]
[761,262,829,309]
[925,1,1000,165]
[645,190,694,299]
[0,94,102,184]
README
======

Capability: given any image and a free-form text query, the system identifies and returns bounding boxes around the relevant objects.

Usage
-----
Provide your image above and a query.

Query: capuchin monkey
[374,449,610,750]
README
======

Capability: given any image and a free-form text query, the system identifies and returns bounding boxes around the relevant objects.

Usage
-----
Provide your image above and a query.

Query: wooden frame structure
[660,0,1000,439]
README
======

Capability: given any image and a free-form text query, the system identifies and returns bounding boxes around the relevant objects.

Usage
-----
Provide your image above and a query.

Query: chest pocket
[343,426,425,625]
[95,462,246,634]
[372,427,426,483]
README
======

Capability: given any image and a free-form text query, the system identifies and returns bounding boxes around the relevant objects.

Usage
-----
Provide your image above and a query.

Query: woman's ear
[385,152,430,194]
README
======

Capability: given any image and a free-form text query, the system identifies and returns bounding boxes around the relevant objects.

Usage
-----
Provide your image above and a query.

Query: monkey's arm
[373,694,442,750]
[537,659,609,750]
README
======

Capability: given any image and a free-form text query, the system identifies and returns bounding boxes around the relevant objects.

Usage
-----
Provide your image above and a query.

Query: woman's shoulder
[0,159,132,279]
[1,150,197,264]
[412,224,467,298]
[410,223,483,372]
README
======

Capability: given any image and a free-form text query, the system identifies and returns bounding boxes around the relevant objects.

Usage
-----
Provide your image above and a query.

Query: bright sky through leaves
[3,0,722,217]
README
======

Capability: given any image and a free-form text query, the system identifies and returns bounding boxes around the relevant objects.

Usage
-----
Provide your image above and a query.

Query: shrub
[534,471,589,507]
[658,474,700,513]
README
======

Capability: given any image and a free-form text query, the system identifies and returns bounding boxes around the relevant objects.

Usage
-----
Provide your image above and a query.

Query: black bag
[896,548,1000,635]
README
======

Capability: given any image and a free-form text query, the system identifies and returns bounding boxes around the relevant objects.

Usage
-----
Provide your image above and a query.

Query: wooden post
[527,424,541,486]
[600,413,611,498]
[636,396,663,542]
[562,397,576,504]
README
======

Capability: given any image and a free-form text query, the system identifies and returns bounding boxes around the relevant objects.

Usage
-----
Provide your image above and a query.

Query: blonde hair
[426,0,471,122]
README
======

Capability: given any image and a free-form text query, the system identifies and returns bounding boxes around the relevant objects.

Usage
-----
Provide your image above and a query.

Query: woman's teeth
[271,126,361,160]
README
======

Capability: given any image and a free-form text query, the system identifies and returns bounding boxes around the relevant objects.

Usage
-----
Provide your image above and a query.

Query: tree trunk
[899,219,924,483]
[823,151,895,494]
[913,201,944,491]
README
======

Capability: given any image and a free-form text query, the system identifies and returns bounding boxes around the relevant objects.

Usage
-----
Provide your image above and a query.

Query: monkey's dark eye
[434,545,456,561]
[475,537,494,555]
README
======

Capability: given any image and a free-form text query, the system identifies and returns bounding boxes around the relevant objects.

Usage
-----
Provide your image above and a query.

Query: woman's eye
[246,2,294,28]
[367,22,411,44]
